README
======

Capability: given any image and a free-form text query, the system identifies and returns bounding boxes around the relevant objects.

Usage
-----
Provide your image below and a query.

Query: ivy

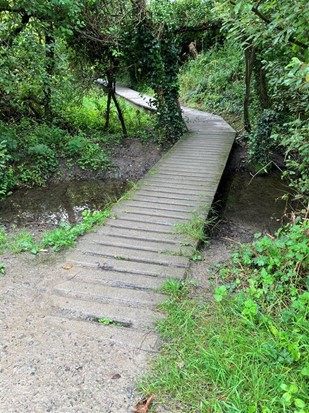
[123,1,187,144]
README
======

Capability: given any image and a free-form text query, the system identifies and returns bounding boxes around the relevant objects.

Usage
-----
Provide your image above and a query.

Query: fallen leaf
[133,393,154,413]
[63,263,73,270]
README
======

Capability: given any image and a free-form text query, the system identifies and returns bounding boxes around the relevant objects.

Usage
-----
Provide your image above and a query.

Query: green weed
[97,317,123,327]
[0,262,5,275]
[160,279,185,298]
[0,209,110,256]
[139,219,309,412]
[41,210,110,251]
[179,40,245,116]
[175,214,209,244]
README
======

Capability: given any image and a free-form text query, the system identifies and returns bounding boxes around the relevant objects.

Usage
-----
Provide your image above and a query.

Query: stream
[0,172,289,236]
[0,179,129,230]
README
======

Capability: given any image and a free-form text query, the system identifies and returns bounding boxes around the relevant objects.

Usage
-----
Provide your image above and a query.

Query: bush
[179,41,245,115]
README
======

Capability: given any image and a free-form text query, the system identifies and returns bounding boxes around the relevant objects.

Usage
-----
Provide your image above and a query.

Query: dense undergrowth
[179,41,246,117]
[139,218,309,413]
[0,91,154,198]
[179,42,308,204]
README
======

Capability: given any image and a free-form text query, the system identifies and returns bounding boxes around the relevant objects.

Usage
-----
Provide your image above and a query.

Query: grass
[174,214,208,244]
[174,210,217,246]
[138,220,309,413]
[0,209,110,259]
[63,91,155,138]
[139,288,308,413]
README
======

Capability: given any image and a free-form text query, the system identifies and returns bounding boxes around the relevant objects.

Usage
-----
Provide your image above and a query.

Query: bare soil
[50,137,164,183]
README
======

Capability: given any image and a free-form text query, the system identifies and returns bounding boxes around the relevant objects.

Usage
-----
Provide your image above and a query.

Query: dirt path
[1,252,153,412]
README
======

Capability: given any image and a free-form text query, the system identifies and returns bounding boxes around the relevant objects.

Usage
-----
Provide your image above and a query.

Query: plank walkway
[51,88,235,348]
[1,88,235,412]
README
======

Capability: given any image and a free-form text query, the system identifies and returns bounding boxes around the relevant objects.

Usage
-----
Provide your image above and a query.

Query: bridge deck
[1,88,235,412]
[54,87,235,343]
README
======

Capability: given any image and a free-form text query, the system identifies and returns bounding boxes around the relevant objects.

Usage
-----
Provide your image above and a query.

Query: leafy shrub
[248,109,278,170]
[0,139,14,197]
[41,210,110,251]
[227,220,309,312]
[65,134,110,171]
[274,121,309,202]
[179,41,245,115]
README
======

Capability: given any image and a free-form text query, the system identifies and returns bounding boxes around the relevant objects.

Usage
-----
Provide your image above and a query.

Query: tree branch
[251,6,308,49]
[228,0,308,49]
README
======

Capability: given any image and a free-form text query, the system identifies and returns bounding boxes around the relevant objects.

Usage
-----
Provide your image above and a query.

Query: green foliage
[7,230,38,254]
[0,262,5,275]
[0,209,110,255]
[279,122,309,201]
[224,221,308,308]
[65,134,110,171]
[175,214,208,244]
[41,209,110,251]
[139,284,309,412]
[179,40,245,115]
[123,1,187,144]
[248,109,278,169]
[139,220,309,412]
[64,92,154,138]
[97,317,123,326]
[0,139,13,196]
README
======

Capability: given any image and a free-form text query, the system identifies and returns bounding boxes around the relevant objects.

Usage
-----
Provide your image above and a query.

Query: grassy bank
[139,219,309,412]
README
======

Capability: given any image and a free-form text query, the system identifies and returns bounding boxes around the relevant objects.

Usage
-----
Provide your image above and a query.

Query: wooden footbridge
[1,88,235,412]
[51,88,235,346]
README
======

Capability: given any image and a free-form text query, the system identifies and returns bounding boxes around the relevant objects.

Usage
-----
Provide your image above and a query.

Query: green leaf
[294,399,306,408]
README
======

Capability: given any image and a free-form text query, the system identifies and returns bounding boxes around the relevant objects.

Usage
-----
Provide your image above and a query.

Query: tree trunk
[254,55,270,110]
[111,90,127,137]
[244,44,255,132]
[104,91,112,129]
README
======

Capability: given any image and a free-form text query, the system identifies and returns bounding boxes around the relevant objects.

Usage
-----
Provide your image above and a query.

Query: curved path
[0,90,235,412]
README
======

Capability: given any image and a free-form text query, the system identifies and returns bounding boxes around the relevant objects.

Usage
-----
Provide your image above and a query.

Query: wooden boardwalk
[0,88,236,413]
[50,88,235,349]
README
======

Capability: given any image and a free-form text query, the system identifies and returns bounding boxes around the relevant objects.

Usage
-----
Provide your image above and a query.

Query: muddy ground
[51,137,164,183]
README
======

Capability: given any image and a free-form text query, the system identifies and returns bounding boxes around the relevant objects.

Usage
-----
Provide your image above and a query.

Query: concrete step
[131,193,198,206]
[106,218,176,233]
[51,295,164,329]
[93,225,188,244]
[135,185,209,197]
[66,252,187,279]
[74,242,189,268]
[143,177,215,189]
[78,234,193,256]
[118,199,194,213]
[113,205,191,220]
[53,280,166,308]
[46,315,160,352]
[60,266,168,290]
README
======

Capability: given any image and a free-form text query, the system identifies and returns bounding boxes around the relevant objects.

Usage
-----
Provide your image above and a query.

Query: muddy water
[219,172,290,234]
[0,173,289,235]
[0,179,129,229]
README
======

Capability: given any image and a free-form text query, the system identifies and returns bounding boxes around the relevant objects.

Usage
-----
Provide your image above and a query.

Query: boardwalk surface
[0,89,235,412]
